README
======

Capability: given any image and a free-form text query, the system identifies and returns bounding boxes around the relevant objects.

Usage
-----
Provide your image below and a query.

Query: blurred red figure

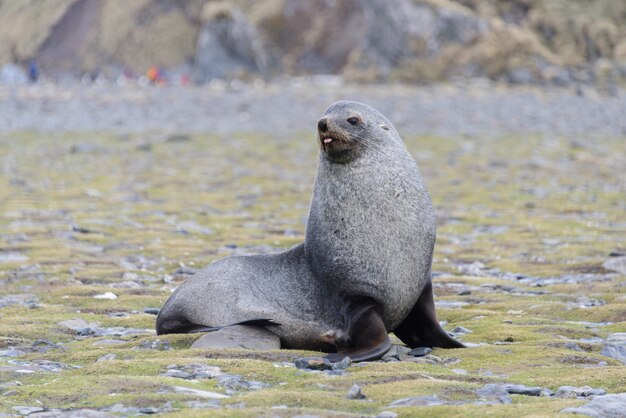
[147,66,159,84]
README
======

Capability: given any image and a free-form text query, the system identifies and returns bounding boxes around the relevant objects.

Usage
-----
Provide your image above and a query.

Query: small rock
[601,333,626,364]
[458,289,471,295]
[561,393,626,418]
[390,396,447,407]
[409,347,432,357]
[96,354,116,362]
[137,340,171,351]
[382,344,411,361]
[603,257,626,275]
[172,386,229,399]
[376,412,398,418]
[556,385,607,398]
[59,319,99,332]
[163,369,191,379]
[331,356,351,370]
[137,407,158,414]
[347,384,366,400]
[93,292,117,300]
[191,325,280,350]
[183,401,219,409]
[453,326,472,334]
[217,373,268,391]
[11,406,46,415]
[294,357,333,371]
[143,308,160,315]
[452,369,467,375]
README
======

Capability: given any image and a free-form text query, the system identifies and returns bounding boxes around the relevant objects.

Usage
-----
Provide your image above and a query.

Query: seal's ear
[379,124,389,131]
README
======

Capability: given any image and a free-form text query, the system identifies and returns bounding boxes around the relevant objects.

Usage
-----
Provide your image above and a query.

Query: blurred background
[1,0,625,87]
[0,1,625,416]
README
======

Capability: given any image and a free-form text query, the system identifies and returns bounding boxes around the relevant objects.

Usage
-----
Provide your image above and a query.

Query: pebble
[172,386,230,399]
[409,347,432,357]
[555,385,607,398]
[601,333,626,364]
[453,326,472,334]
[143,308,160,315]
[376,412,398,418]
[136,340,171,351]
[382,344,411,361]
[11,406,46,416]
[191,325,280,350]
[294,357,333,371]
[347,384,366,400]
[389,396,447,407]
[561,393,626,418]
[93,292,117,300]
[331,356,351,370]
[602,256,626,275]
[95,354,116,362]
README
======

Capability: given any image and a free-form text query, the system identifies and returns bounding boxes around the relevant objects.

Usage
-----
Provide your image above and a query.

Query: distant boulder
[193,2,269,82]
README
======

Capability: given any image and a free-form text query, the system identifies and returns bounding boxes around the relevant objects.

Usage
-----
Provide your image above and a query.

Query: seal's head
[317,100,398,164]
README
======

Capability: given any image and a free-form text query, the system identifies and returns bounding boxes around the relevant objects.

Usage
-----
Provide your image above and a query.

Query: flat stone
[561,393,626,417]
[556,385,607,398]
[58,319,99,332]
[601,333,626,364]
[11,406,46,416]
[347,384,366,400]
[172,386,230,399]
[191,325,280,350]
[603,257,626,275]
[376,412,398,418]
[95,354,116,362]
[331,356,351,370]
[294,357,333,371]
[409,347,432,357]
[29,410,113,417]
[390,396,447,407]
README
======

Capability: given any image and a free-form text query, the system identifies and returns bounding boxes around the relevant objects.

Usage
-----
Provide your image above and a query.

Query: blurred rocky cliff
[1,0,625,85]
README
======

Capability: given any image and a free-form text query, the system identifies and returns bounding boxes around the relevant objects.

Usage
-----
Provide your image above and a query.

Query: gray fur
[157,100,437,350]
[306,100,435,330]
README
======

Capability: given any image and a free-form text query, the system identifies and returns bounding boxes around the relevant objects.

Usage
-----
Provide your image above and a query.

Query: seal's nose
[318,117,328,132]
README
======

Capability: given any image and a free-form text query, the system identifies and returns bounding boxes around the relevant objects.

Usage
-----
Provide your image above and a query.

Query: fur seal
[156,100,464,361]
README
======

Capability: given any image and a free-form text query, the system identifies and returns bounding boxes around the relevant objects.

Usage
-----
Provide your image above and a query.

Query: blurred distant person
[147,66,159,84]
[28,60,39,83]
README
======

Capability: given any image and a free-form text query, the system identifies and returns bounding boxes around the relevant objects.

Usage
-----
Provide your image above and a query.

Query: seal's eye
[347,117,360,125]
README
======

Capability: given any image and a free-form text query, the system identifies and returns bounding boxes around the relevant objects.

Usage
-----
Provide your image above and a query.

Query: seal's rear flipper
[156,315,279,335]
[325,297,391,362]
[393,281,465,349]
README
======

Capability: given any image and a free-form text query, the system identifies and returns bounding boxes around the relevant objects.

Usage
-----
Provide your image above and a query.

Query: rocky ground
[0,82,625,417]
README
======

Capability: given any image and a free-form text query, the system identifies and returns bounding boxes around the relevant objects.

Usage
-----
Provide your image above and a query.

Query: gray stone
[172,386,229,399]
[347,384,366,400]
[331,356,352,370]
[561,393,626,418]
[475,384,512,404]
[603,257,626,275]
[409,347,432,357]
[95,354,116,362]
[143,308,160,315]
[191,325,280,350]
[294,357,333,371]
[376,412,398,418]
[453,326,472,334]
[382,344,412,361]
[28,411,113,418]
[556,386,607,398]
[12,407,46,416]
[163,369,191,379]
[601,333,626,364]
[390,396,447,407]
[217,373,269,391]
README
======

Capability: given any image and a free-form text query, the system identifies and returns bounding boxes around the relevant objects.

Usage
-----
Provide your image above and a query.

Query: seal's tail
[392,280,465,349]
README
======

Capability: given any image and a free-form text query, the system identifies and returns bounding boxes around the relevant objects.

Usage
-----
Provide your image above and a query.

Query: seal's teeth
[323,138,333,144]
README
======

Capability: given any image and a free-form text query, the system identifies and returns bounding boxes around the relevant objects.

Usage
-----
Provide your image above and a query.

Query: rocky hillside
[1,0,625,85]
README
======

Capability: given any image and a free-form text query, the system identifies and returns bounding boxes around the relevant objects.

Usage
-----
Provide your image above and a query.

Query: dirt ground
[0,82,624,417]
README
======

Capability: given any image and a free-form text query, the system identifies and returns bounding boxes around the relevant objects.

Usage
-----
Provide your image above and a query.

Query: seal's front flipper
[393,281,465,349]
[325,297,391,362]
